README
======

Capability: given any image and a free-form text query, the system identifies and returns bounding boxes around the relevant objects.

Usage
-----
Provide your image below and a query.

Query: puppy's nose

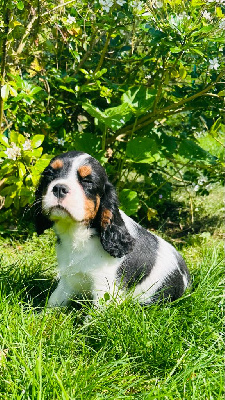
[52,184,69,199]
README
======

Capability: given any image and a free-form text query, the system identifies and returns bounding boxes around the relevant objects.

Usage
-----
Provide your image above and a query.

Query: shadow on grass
[149,198,223,241]
[0,258,57,308]
[0,257,91,315]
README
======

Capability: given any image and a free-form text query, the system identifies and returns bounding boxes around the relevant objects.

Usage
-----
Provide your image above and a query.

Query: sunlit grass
[0,230,223,399]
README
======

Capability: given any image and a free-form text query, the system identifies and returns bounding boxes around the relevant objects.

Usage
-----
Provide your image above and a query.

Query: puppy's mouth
[48,205,74,221]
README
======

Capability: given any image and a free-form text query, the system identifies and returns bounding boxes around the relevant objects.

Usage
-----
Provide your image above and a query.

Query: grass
[0,189,224,399]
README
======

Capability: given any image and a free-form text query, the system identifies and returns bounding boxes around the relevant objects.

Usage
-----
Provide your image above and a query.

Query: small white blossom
[193,184,199,192]
[120,118,125,124]
[152,0,163,7]
[22,139,32,151]
[209,58,220,70]
[117,0,126,5]
[5,143,21,160]
[202,10,212,20]
[169,13,190,28]
[130,0,143,10]
[57,138,65,146]
[198,176,208,185]
[99,0,114,12]
[67,15,76,25]
[219,19,225,29]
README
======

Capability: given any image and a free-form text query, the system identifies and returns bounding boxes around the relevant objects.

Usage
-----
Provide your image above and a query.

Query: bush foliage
[0,0,224,227]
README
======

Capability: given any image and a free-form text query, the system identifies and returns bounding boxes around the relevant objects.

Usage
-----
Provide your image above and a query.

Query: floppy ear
[34,176,53,235]
[98,181,134,258]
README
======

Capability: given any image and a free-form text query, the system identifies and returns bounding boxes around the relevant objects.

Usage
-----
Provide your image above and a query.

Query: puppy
[35,151,190,306]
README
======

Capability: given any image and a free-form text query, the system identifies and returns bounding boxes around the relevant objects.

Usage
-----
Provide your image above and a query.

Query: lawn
[0,187,224,399]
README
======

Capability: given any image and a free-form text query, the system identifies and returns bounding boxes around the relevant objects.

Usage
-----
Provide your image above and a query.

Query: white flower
[5,143,21,160]
[57,138,65,146]
[117,0,126,5]
[152,0,163,7]
[169,13,190,28]
[198,176,208,185]
[67,15,76,25]
[99,0,114,12]
[22,139,32,151]
[193,184,199,192]
[219,19,225,29]
[202,10,211,20]
[209,58,220,70]
[130,0,143,10]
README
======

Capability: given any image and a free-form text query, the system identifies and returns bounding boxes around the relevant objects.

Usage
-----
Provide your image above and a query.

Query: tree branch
[94,32,111,75]
[106,70,224,145]
[16,14,38,57]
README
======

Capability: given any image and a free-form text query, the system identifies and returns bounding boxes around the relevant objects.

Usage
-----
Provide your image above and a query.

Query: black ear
[98,181,134,258]
[34,176,53,235]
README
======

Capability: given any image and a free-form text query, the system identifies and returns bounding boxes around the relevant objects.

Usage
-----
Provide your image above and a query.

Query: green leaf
[122,86,157,115]
[94,68,107,78]
[119,189,139,216]
[218,90,225,97]
[0,135,9,147]
[18,134,25,145]
[18,162,26,178]
[74,132,101,154]
[4,196,13,208]
[104,103,132,130]
[33,147,43,158]
[179,64,187,79]
[31,135,45,149]
[126,137,160,163]
[82,103,106,122]
[83,102,132,131]
[209,118,222,137]
[1,84,10,101]
[216,7,223,18]
[178,139,214,162]
[59,86,76,94]
[9,131,18,144]
[103,292,110,301]
[170,47,181,53]
[191,48,205,56]
[1,184,17,196]
[29,86,43,96]
[16,1,24,10]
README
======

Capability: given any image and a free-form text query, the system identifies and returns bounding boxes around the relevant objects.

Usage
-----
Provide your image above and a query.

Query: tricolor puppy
[35,151,190,307]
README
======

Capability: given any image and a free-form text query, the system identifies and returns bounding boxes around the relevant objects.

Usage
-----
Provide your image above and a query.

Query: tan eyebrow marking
[51,159,64,169]
[101,209,113,229]
[78,165,92,178]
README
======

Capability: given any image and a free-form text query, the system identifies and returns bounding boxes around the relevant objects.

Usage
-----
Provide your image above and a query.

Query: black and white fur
[35,151,190,307]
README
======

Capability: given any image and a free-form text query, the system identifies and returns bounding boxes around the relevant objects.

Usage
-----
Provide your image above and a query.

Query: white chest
[54,223,122,300]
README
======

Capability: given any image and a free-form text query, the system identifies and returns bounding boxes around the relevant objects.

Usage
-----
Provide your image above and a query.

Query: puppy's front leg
[48,277,75,307]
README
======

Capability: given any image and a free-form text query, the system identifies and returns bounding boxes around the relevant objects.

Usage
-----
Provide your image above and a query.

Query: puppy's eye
[82,177,93,184]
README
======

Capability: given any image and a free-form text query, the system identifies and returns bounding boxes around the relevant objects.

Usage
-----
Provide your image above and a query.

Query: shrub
[0,0,224,227]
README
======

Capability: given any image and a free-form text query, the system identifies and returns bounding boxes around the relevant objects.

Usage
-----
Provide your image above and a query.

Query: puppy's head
[35,151,134,257]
